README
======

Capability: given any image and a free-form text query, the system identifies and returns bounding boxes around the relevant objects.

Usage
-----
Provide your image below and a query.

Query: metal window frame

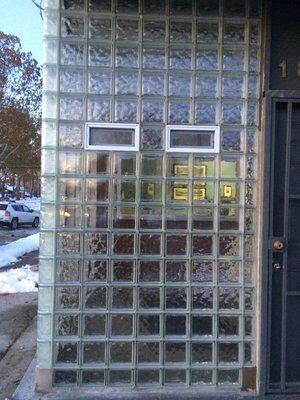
[85,123,140,151]
[165,125,220,153]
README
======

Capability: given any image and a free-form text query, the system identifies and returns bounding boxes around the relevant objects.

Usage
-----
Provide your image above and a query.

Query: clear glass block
[166,235,187,255]
[218,342,239,363]
[143,0,165,14]
[38,314,52,340]
[83,342,105,363]
[141,155,163,177]
[194,156,215,177]
[115,100,137,122]
[223,0,245,17]
[165,342,186,363]
[143,20,165,41]
[41,204,56,229]
[244,235,254,258]
[224,23,245,43]
[222,129,241,151]
[166,287,187,309]
[89,18,112,40]
[42,121,57,147]
[89,0,111,12]
[141,127,163,149]
[140,234,161,255]
[143,47,166,69]
[38,286,53,312]
[116,46,138,68]
[61,17,84,37]
[250,23,259,45]
[165,369,186,384]
[116,0,139,13]
[196,49,218,70]
[219,235,239,256]
[113,261,134,282]
[54,370,77,385]
[59,151,82,175]
[84,260,107,282]
[248,74,259,98]
[56,259,81,282]
[218,261,240,283]
[37,342,52,368]
[247,101,258,126]
[193,207,214,230]
[197,0,219,16]
[57,232,81,255]
[166,261,187,282]
[192,235,213,256]
[43,93,57,119]
[84,286,106,309]
[112,287,133,309]
[165,315,186,335]
[222,75,244,98]
[43,66,58,92]
[191,343,212,363]
[219,288,240,310]
[192,261,213,282]
[170,21,192,42]
[113,206,135,229]
[168,101,190,123]
[83,314,106,335]
[191,369,213,385]
[139,287,160,309]
[137,370,160,384]
[139,261,160,282]
[192,316,213,335]
[109,370,131,385]
[110,342,132,363]
[193,182,215,204]
[82,370,105,385]
[40,231,55,257]
[196,75,217,97]
[39,259,55,284]
[88,98,111,122]
[43,38,58,64]
[169,48,192,70]
[195,102,216,123]
[59,123,83,148]
[88,71,111,95]
[140,180,162,202]
[60,96,83,120]
[192,287,213,309]
[61,43,84,66]
[41,177,56,202]
[197,22,219,43]
[113,234,134,255]
[114,180,136,202]
[166,207,188,230]
[89,45,112,67]
[111,314,133,336]
[222,102,243,124]
[223,49,245,71]
[219,316,239,336]
[169,74,191,97]
[86,152,110,175]
[84,233,108,255]
[61,0,84,10]
[60,69,84,93]
[58,178,82,202]
[58,205,82,228]
[139,314,160,335]
[142,72,164,96]
[220,156,240,178]
[56,286,80,309]
[142,99,164,122]
[115,71,138,95]
[85,205,108,229]
[55,315,78,337]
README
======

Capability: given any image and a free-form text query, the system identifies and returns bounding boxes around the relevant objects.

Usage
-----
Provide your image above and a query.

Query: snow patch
[0,233,40,268]
[0,265,38,293]
[16,197,40,212]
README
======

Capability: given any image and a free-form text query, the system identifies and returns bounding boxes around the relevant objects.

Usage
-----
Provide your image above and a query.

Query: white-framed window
[85,123,140,151]
[166,125,220,153]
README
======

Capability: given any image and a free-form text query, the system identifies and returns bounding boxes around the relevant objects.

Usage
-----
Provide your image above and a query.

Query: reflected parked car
[0,202,39,229]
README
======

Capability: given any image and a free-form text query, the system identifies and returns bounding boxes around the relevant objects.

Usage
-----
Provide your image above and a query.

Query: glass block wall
[39,0,261,388]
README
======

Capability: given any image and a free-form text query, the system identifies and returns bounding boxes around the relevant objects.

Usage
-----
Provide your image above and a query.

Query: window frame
[85,123,140,151]
[166,125,220,153]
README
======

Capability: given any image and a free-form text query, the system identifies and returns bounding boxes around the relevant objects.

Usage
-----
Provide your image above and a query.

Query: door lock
[273,240,284,250]
[273,262,282,271]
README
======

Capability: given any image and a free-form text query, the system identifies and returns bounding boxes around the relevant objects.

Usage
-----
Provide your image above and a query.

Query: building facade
[37,0,300,397]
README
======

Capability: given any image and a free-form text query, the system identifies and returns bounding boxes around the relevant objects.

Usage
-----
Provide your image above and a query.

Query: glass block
[54,370,77,385]
[219,288,240,310]
[116,19,139,41]
[244,288,254,311]
[166,207,188,230]
[222,102,243,124]
[166,235,187,255]
[165,342,186,363]
[222,75,244,98]
[223,49,245,71]
[247,101,258,126]
[61,43,84,66]
[56,286,80,309]
[140,234,161,255]
[42,121,57,147]
[61,17,84,37]
[220,156,240,179]
[142,99,164,122]
[113,234,134,255]
[138,342,159,363]
[86,152,109,175]
[111,314,133,336]
[139,287,160,309]
[82,370,104,385]
[139,261,160,282]
[41,177,56,202]
[139,314,160,335]
[84,287,106,309]
[219,316,239,336]
[89,0,111,12]
[58,178,82,202]
[169,48,192,70]
[219,235,239,256]
[192,316,213,336]
[89,18,111,40]
[44,0,59,9]
[56,259,80,283]
[57,232,80,255]
[192,235,213,256]
[84,233,107,255]
[116,46,138,68]
[218,342,239,363]
[39,259,55,284]
[222,129,241,151]
[140,180,162,202]
[56,342,78,364]
[197,0,219,16]
[245,316,252,336]
[141,127,163,150]
[85,205,108,229]
[192,261,213,282]
[170,0,192,14]
[113,206,135,229]
[112,287,133,309]
[39,286,53,313]
[143,47,166,69]
[59,123,83,148]
[60,69,84,93]
[165,369,186,384]
[88,71,111,95]
[168,101,190,123]
[169,74,191,97]
[44,38,58,64]
[193,207,214,230]
[196,49,218,70]
[114,154,136,176]
[249,47,260,72]
[114,180,136,202]
[38,314,52,340]
[245,182,255,206]
[191,369,213,385]
[110,342,132,363]
[220,182,239,205]
[109,370,131,385]
[218,261,239,283]
[43,93,57,119]
[244,235,254,258]
[43,66,58,92]
[60,96,83,120]
[248,74,259,98]
[166,287,187,309]
[142,72,164,96]
[58,205,81,228]
[115,71,138,95]
[244,342,253,363]
[61,0,84,10]
[88,98,110,122]
[113,261,134,282]
[86,179,109,202]
[224,23,245,43]
[143,21,165,41]
[116,0,139,13]
[194,156,215,177]
[84,314,106,335]
[165,315,186,335]
[137,370,160,385]
[170,21,192,42]
[84,260,107,282]
[196,75,217,97]
[55,315,78,337]
[223,0,245,17]
[143,0,165,14]
[115,100,137,122]
[89,45,112,67]
[192,287,213,309]
[192,343,212,363]
[59,151,82,174]
[197,22,219,43]
[195,102,216,123]
[166,261,187,282]
[244,262,254,285]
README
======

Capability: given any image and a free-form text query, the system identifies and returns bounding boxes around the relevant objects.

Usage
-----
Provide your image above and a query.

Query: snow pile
[0,233,40,268]
[0,265,38,293]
